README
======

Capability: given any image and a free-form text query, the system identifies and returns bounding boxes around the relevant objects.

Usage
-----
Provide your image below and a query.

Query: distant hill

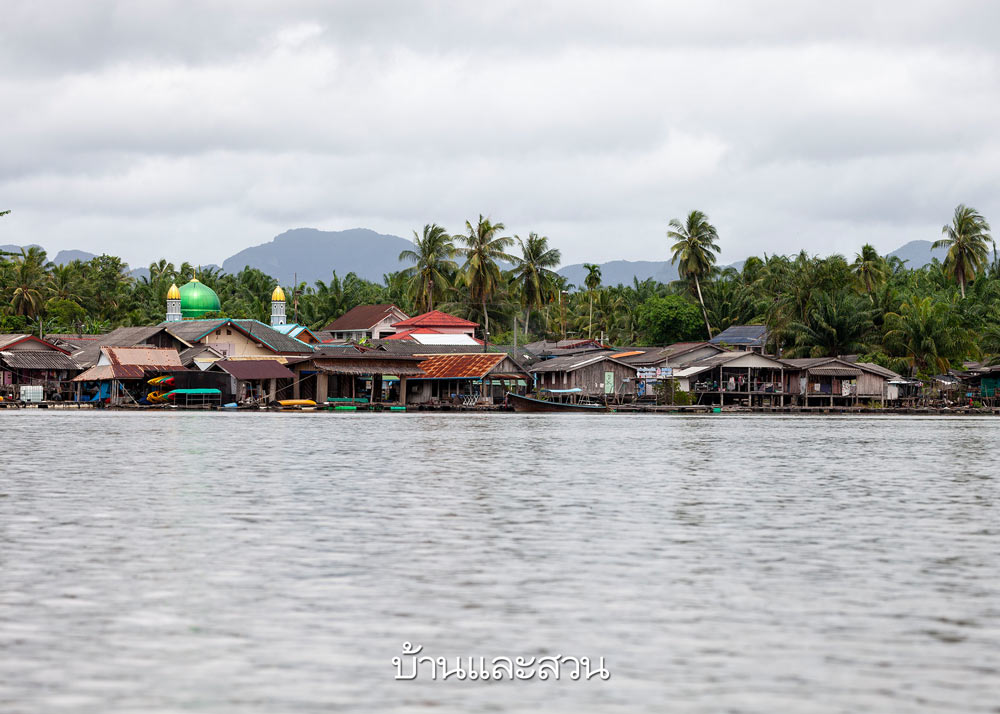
[221,227,415,285]
[1,243,43,255]
[887,240,948,268]
[558,260,679,288]
[52,249,96,265]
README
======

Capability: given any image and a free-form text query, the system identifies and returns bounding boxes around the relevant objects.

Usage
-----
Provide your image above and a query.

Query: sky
[2,0,1000,269]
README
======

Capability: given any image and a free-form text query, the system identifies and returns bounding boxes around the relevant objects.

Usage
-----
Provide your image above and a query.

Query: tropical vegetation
[3,205,999,380]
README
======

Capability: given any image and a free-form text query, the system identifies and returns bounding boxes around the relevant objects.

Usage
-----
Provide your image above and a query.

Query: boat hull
[506,392,607,413]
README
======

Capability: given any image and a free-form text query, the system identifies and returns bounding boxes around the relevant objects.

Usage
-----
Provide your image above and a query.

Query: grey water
[0,412,998,713]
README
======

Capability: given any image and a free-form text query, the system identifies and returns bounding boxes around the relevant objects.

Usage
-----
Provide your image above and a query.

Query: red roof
[414,353,507,379]
[382,328,443,341]
[391,310,479,329]
[322,304,407,332]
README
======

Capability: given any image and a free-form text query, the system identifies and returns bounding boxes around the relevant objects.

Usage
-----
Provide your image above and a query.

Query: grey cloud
[1,1,999,270]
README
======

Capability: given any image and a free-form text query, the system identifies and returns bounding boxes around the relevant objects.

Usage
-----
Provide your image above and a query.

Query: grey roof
[529,352,636,374]
[72,326,176,369]
[159,319,314,354]
[780,357,897,378]
[854,362,903,380]
[178,344,225,366]
[0,350,80,370]
[779,357,839,369]
[710,325,768,346]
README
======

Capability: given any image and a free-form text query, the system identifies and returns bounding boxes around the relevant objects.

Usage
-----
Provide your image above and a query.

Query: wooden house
[321,304,409,341]
[780,357,906,405]
[407,352,529,405]
[0,334,80,400]
[673,351,788,406]
[529,353,638,402]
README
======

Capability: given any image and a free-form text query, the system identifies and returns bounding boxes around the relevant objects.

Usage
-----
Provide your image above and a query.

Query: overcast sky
[2,1,999,268]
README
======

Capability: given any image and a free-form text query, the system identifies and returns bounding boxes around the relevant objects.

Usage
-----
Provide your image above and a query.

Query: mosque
[165,278,288,328]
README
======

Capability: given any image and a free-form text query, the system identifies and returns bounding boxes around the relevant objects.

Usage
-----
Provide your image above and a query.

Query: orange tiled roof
[415,353,507,379]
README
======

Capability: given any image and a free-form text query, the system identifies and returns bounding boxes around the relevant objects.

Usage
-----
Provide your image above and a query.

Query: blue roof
[710,325,768,346]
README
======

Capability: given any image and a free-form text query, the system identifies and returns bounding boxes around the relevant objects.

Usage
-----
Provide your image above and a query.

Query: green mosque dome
[179,278,221,319]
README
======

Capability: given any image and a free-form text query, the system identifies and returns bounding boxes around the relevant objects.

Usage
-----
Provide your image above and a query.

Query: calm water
[1,412,998,713]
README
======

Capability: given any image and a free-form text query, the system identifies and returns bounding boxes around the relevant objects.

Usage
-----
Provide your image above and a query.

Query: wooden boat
[506,392,607,413]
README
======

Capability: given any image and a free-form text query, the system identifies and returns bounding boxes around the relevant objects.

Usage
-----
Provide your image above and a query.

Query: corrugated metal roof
[854,362,902,379]
[529,352,635,374]
[415,353,507,379]
[214,359,294,380]
[0,334,71,353]
[0,350,79,370]
[808,366,863,377]
[72,326,179,369]
[392,310,479,329]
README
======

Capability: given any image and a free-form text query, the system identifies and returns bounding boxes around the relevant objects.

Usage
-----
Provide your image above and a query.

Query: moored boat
[506,392,607,413]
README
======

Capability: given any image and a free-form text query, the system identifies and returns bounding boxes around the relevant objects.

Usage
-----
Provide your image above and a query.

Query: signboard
[636,367,673,379]
[604,371,615,394]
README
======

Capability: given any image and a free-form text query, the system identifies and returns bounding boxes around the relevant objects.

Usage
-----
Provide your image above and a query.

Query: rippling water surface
[1,412,998,713]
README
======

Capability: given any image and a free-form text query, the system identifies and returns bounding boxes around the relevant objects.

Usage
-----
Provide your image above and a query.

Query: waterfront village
[0,277,997,412]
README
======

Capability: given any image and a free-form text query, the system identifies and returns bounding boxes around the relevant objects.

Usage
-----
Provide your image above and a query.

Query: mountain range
[0,231,971,288]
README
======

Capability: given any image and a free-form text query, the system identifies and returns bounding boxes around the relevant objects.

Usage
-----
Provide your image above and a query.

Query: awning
[808,366,863,377]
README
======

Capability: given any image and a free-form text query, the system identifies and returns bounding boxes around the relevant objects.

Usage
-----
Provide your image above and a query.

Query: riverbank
[3,400,1000,416]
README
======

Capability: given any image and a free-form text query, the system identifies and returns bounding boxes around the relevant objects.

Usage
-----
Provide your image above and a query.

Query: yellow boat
[277,399,317,407]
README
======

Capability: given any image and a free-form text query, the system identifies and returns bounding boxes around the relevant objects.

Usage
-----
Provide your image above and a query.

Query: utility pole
[293,271,299,324]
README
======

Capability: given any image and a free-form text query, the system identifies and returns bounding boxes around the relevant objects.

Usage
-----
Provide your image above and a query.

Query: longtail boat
[506,392,607,413]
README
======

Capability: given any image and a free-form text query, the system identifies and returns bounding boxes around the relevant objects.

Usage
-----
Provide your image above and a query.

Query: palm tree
[933,204,993,298]
[9,247,48,318]
[583,263,602,339]
[456,215,514,339]
[398,223,457,313]
[852,244,887,302]
[883,296,974,375]
[668,210,720,338]
[788,291,873,357]
[512,232,561,336]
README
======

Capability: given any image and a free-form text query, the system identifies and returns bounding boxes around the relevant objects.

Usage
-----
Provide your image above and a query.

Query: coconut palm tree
[668,210,720,338]
[456,215,514,339]
[852,244,887,302]
[583,263,601,339]
[933,204,993,298]
[512,232,561,336]
[398,223,457,313]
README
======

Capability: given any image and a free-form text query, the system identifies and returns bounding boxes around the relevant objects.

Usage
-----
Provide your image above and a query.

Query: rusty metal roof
[414,353,507,380]
[73,346,184,381]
